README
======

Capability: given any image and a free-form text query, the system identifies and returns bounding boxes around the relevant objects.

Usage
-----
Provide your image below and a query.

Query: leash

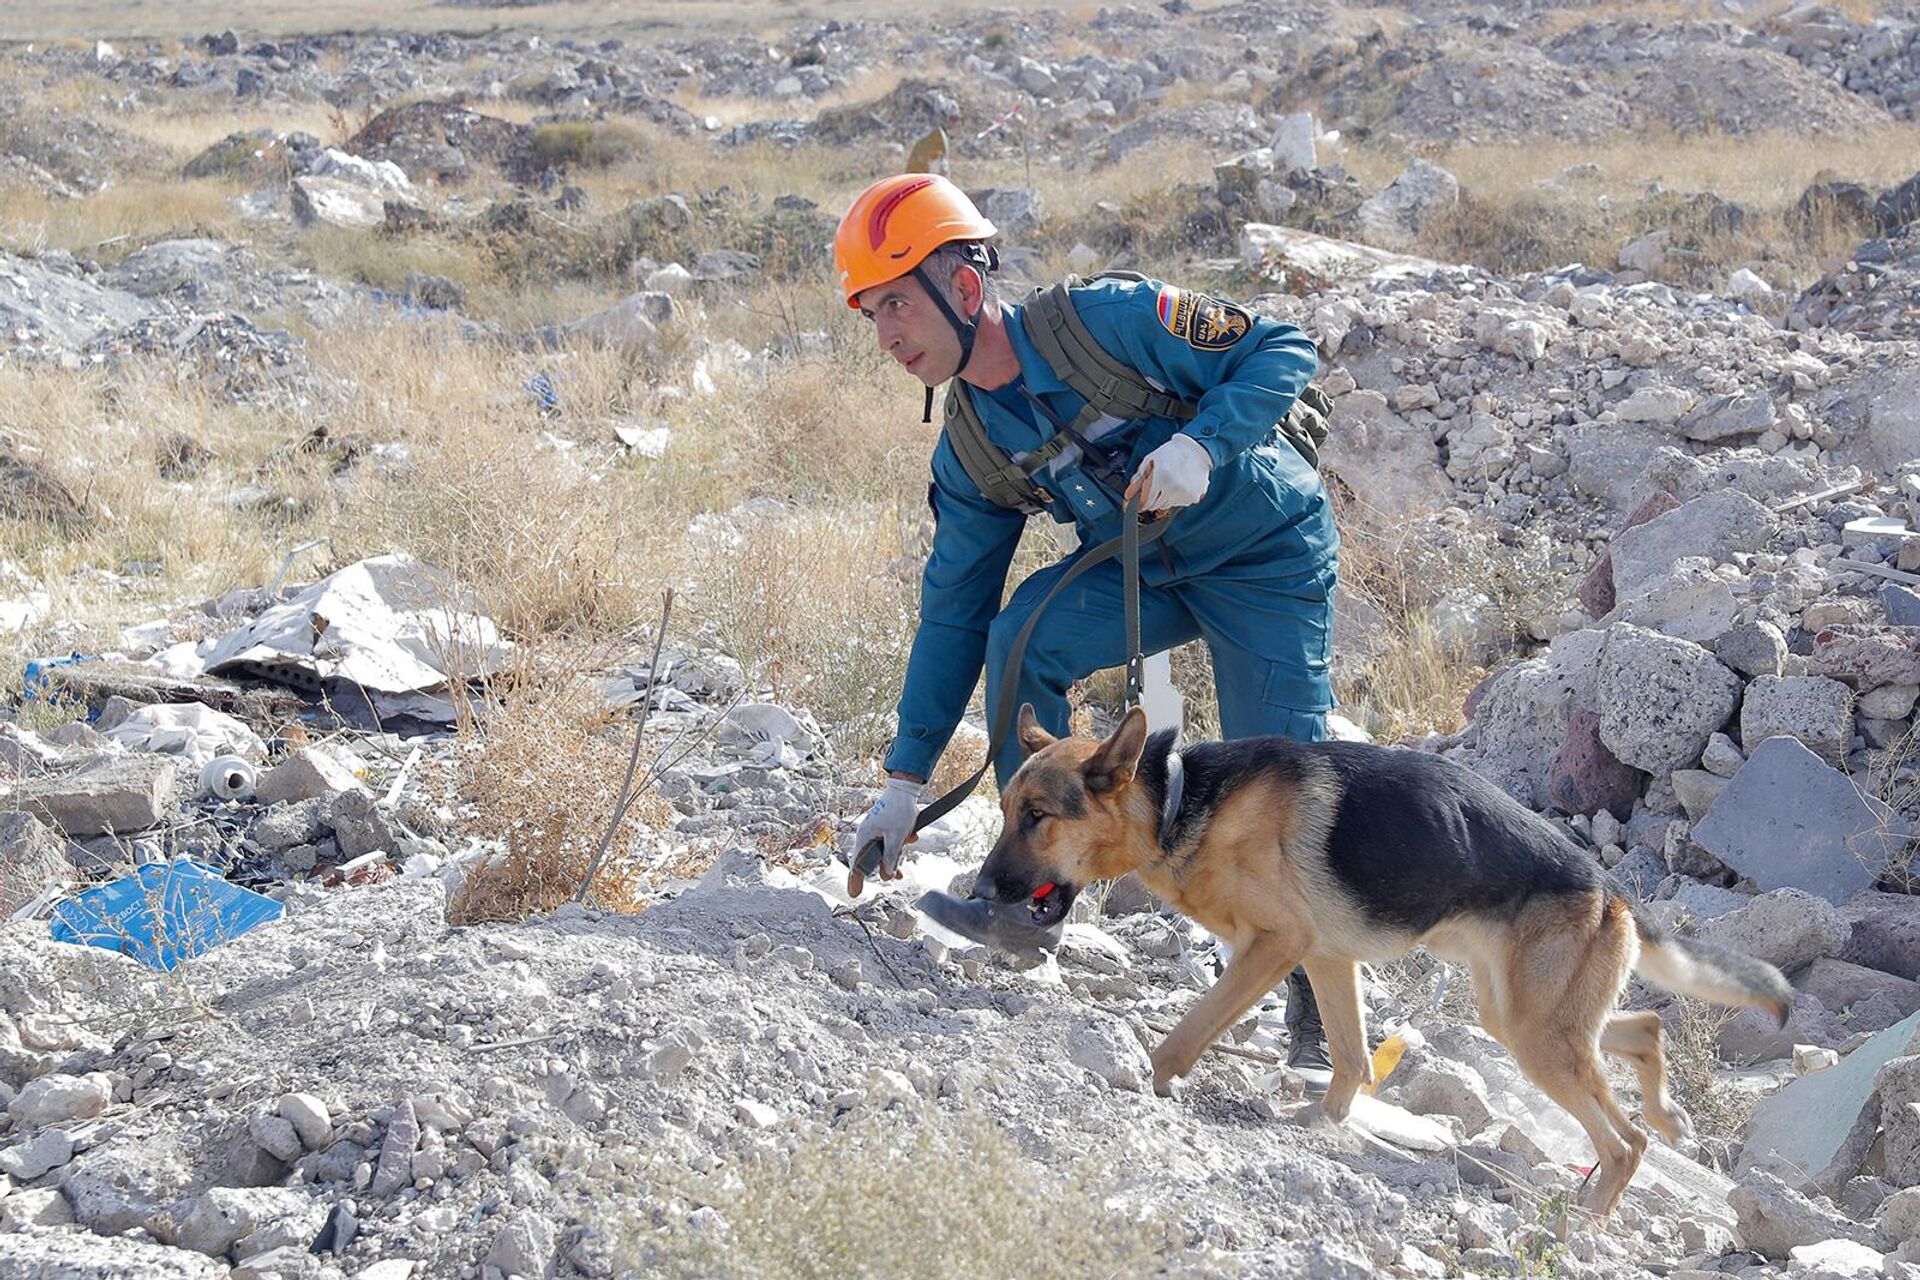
[850,493,1161,892]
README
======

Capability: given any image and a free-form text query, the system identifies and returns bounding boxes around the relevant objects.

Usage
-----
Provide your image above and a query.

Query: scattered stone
[1841,893,1920,980]
[370,1099,420,1198]
[1065,1017,1152,1093]
[7,1072,112,1126]
[278,1093,332,1151]
[1740,675,1856,765]
[0,810,68,916]
[1695,888,1850,974]
[486,1209,557,1278]
[1691,737,1906,904]
[1730,1167,1878,1259]
[1609,490,1778,599]
[254,748,364,805]
[1715,620,1789,679]
[0,1127,74,1180]
[1596,624,1741,773]
[176,1187,323,1260]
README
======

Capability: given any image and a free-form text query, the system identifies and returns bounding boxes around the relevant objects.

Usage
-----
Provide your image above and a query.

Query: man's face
[855,273,963,387]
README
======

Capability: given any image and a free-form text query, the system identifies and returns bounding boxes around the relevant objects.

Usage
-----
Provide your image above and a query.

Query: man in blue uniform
[836,174,1339,1087]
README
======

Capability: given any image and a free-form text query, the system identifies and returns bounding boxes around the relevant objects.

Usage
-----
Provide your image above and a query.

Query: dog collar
[1158,749,1185,850]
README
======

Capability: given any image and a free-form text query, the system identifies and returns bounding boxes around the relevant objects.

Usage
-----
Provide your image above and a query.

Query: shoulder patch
[1188,295,1253,350]
[1156,286,1251,351]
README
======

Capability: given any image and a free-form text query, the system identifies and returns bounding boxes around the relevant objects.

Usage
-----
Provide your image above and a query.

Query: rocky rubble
[5,0,1920,1276]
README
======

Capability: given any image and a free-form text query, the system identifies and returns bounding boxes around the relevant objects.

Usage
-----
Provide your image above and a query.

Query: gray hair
[920,241,1000,314]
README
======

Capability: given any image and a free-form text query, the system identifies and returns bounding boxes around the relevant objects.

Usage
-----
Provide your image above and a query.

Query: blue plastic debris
[525,372,560,415]
[49,861,285,972]
[22,653,90,703]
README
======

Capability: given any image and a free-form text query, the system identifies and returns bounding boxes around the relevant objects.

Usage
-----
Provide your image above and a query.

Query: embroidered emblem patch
[1157,286,1251,350]
[1188,296,1252,350]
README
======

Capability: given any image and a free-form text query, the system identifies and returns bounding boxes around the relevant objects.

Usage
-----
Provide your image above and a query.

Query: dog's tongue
[1032,882,1056,905]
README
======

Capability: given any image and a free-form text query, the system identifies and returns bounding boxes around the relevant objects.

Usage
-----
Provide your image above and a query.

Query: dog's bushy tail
[1628,901,1792,1026]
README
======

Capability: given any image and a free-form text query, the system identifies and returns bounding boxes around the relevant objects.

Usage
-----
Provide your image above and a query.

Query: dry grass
[624,1107,1179,1279]
[1664,998,1757,1170]
[1336,124,1920,285]
[449,666,661,923]
[0,179,249,258]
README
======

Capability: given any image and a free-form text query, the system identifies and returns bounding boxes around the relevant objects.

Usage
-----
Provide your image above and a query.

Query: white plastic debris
[203,554,512,723]
[198,754,258,800]
[717,702,825,768]
[105,703,267,770]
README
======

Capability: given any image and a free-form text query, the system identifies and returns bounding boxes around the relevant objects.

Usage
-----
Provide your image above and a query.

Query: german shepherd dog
[975,705,1792,1218]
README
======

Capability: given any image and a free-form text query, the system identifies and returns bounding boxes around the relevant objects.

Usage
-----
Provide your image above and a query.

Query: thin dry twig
[576,589,674,903]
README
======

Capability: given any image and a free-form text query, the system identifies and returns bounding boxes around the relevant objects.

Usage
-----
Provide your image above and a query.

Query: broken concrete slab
[11,753,179,836]
[1691,736,1906,905]
[1740,1008,1920,1181]
[0,809,68,915]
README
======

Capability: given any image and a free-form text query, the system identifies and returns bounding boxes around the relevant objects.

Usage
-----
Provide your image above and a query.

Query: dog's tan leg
[1152,927,1303,1097]
[1511,1037,1646,1218]
[1602,1010,1690,1142]
[1497,894,1649,1219]
[1301,958,1370,1123]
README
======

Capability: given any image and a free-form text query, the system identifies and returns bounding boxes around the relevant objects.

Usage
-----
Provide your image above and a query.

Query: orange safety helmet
[834,173,996,309]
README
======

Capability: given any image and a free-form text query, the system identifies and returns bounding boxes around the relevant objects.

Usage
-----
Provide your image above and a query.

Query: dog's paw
[1151,1067,1182,1100]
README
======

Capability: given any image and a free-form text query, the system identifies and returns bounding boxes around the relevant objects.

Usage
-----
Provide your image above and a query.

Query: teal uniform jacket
[883,275,1340,785]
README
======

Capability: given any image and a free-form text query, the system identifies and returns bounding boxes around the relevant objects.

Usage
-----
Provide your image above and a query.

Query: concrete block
[14,753,177,835]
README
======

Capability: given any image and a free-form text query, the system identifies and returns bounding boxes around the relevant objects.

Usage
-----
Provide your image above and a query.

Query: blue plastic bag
[49,861,285,972]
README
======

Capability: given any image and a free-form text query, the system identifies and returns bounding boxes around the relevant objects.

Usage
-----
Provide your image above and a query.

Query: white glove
[1129,434,1214,511]
[851,776,922,882]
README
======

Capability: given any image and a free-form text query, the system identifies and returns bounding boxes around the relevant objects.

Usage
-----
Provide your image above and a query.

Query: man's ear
[1084,706,1149,794]
[950,262,983,317]
[1017,703,1057,758]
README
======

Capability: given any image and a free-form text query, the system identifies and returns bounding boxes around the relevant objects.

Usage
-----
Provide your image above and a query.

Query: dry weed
[1663,998,1757,1170]
[449,667,662,924]
[624,1108,1177,1279]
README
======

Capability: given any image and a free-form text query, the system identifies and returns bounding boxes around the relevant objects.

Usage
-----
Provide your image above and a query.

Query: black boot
[1284,968,1333,1097]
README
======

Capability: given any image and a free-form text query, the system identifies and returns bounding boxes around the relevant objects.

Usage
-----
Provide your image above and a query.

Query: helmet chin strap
[911,246,999,423]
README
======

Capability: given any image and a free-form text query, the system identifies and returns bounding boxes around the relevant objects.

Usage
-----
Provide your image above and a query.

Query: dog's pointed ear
[1017,703,1057,758]
[1085,706,1149,794]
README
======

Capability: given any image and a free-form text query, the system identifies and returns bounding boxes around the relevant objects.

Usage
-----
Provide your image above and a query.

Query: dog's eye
[1026,807,1047,825]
